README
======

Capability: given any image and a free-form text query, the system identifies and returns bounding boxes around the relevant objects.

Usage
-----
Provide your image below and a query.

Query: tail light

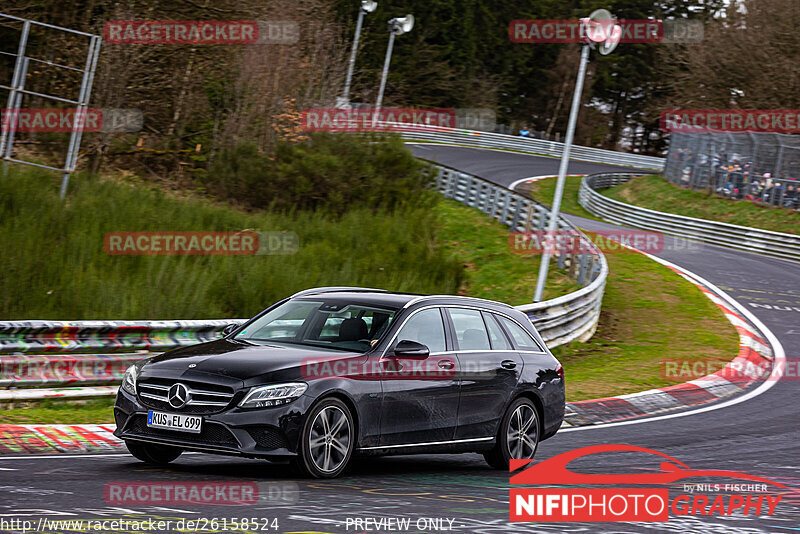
[555,363,565,382]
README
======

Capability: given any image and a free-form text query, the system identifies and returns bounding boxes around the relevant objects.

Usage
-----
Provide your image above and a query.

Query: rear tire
[292,398,354,478]
[484,398,539,470]
[125,441,182,465]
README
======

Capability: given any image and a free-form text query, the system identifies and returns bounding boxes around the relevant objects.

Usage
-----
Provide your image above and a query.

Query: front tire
[125,441,182,465]
[484,398,540,470]
[293,398,355,478]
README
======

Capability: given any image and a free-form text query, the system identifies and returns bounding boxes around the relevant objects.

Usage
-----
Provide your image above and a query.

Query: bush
[205,133,433,213]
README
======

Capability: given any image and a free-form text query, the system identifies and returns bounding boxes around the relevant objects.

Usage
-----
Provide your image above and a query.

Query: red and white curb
[562,252,774,427]
[0,424,122,454]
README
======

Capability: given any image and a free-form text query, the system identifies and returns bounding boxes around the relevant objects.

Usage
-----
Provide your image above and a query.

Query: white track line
[507,174,582,192]
[559,243,785,432]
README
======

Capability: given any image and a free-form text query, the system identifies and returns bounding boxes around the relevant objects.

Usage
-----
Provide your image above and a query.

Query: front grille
[126,414,239,447]
[246,425,288,450]
[137,378,234,415]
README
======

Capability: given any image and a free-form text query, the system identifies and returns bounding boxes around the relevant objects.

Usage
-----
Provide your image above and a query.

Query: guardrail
[431,163,607,348]
[392,122,665,170]
[0,320,246,400]
[579,173,800,263]
[0,164,609,399]
[0,319,244,354]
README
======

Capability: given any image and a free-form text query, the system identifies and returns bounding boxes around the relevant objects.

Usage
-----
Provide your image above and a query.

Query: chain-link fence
[664,132,800,210]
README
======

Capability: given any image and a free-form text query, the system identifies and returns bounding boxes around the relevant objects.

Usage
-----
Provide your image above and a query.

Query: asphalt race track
[1,144,798,534]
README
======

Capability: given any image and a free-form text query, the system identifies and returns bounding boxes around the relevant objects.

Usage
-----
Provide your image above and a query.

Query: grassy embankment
[603,174,800,234]
[521,176,740,401]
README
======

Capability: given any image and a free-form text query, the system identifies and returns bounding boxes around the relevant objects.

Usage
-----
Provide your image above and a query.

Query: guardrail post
[590,256,601,281]
[557,250,566,269]
[537,207,548,230]
[500,192,511,225]
[577,254,589,285]
[467,175,478,206]
[510,198,522,231]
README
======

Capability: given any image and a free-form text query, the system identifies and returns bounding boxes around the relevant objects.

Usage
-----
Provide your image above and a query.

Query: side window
[448,308,490,351]
[483,312,512,350]
[394,308,446,353]
[497,316,544,352]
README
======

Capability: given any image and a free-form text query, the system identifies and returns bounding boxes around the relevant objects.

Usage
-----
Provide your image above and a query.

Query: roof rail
[290,286,390,299]
[402,294,514,309]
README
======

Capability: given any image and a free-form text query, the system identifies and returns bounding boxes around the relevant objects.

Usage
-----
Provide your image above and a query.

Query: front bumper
[113,388,312,459]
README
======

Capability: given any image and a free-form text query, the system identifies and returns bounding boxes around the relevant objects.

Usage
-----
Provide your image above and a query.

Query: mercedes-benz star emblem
[168,383,190,409]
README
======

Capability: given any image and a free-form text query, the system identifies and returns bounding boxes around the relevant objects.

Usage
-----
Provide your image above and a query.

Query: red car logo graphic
[510,444,786,488]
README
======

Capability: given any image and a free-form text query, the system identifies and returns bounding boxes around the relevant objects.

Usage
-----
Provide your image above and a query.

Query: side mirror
[222,323,239,337]
[393,339,429,358]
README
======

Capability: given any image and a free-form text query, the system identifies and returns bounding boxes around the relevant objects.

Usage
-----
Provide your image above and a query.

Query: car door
[377,307,461,446]
[447,308,523,440]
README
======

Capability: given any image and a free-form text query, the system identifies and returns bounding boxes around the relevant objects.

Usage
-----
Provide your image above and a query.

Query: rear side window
[483,312,512,350]
[497,316,544,352]
[448,308,490,350]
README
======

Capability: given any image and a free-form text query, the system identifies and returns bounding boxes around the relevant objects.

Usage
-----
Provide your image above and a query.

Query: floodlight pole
[533,44,590,302]
[375,30,395,115]
[342,6,368,106]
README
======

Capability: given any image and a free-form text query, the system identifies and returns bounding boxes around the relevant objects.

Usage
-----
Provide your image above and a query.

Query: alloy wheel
[308,405,351,473]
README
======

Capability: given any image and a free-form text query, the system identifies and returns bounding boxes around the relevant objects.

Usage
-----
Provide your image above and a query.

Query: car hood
[142,339,365,385]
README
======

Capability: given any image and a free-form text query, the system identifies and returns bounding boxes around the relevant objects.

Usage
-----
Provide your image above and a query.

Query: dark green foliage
[205,133,434,213]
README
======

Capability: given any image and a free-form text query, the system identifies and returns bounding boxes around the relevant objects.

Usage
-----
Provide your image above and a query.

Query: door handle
[501,360,517,370]
[438,359,455,370]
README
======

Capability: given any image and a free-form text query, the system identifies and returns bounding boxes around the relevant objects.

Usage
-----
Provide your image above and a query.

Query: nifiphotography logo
[509,444,786,523]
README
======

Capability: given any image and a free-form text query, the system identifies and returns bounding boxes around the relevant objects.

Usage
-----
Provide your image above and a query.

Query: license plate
[147,411,202,434]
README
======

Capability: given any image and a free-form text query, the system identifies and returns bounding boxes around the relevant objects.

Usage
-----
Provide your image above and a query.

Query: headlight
[121,365,138,395]
[239,382,308,408]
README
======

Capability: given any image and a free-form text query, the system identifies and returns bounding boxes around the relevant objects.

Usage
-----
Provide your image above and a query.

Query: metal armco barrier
[392,123,665,170]
[432,164,608,348]
[579,173,800,263]
[0,321,244,400]
[0,353,143,387]
[0,319,245,354]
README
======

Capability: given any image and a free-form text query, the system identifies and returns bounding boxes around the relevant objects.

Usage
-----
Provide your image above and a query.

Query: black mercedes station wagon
[114,287,565,478]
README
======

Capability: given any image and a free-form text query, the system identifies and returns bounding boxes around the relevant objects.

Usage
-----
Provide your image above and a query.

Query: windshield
[234,299,396,353]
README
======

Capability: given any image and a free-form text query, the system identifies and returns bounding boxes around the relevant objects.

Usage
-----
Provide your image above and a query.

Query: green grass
[554,253,738,401]
[522,175,740,401]
[0,166,464,319]
[0,398,116,424]
[515,175,598,221]
[436,199,578,303]
[603,174,800,235]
